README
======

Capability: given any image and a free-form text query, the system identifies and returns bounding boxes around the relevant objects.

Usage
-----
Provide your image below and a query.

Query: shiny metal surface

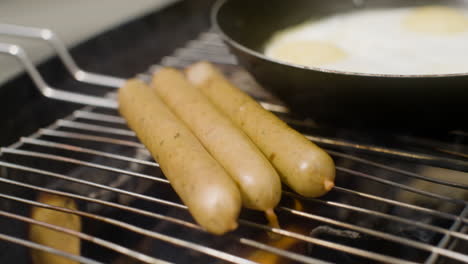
[0,24,126,88]
[0,41,118,108]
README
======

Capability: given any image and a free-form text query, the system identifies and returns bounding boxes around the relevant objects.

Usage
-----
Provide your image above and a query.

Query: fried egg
[265,5,468,75]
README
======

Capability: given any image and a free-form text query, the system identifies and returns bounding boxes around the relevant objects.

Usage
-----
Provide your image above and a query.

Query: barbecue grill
[0,1,467,263]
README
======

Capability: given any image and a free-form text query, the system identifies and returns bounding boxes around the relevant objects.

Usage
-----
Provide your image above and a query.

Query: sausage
[30,193,81,264]
[185,62,335,197]
[151,68,282,212]
[118,79,241,235]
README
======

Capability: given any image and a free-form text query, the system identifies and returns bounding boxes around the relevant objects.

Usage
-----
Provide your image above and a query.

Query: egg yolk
[268,40,347,67]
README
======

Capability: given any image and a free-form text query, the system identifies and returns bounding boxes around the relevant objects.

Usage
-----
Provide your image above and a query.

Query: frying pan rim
[211,0,468,79]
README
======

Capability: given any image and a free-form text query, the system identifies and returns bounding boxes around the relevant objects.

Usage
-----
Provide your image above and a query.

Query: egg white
[265,6,468,75]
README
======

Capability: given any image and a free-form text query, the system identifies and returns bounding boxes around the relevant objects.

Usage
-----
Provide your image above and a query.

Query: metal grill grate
[0,26,467,264]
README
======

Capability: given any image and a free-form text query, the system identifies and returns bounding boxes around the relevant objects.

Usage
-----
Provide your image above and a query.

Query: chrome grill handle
[0,23,126,88]
[0,42,118,109]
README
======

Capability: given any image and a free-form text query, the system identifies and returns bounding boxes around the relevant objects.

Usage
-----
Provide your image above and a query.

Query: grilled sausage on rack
[151,68,282,214]
[118,79,241,235]
[186,62,335,197]
[30,193,81,264]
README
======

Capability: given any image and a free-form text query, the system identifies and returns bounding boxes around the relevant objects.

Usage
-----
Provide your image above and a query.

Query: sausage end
[185,61,215,85]
[324,179,335,191]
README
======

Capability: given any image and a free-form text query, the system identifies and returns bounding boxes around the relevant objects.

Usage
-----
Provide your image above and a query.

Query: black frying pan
[212,0,468,130]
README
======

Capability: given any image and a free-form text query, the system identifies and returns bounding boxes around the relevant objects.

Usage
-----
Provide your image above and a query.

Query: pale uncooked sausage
[186,62,335,197]
[30,193,81,264]
[151,68,282,211]
[118,79,241,235]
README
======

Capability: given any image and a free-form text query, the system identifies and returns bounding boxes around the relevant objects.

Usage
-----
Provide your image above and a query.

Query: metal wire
[238,219,419,264]
[44,113,468,209]
[0,232,103,264]
[0,174,331,264]
[19,135,468,232]
[0,210,168,264]
[51,110,468,193]
[0,160,432,264]
[0,148,167,183]
[282,191,468,242]
[56,120,136,136]
[73,110,127,124]
[3,121,468,262]
[327,150,468,190]
[425,206,468,264]
[20,120,468,231]
[332,186,468,225]
[21,137,158,167]
[0,191,255,264]
[0,42,117,108]
[0,23,126,88]
[278,207,468,263]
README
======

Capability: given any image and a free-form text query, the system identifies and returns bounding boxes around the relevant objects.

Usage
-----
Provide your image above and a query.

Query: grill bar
[0,177,332,264]
[336,166,467,206]
[51,112,468,191]
[0,210,167,264]
[2,141,468,262]
[450,130,468,138]
[21,137,158,167]
[307,135,468,171]
[0,192,254,264]
[8,112,465,256]
[333,186,468,225]
[0,233,103,264]
[2,150,456,263]
[0,160,184,209]
[56,120,136,137]
[239,220,419,264]
[173,48,236,64]
[278,207,468,263]
[187,39,230,50]
[396,135,468,159]
[19,133,468,231]
[238,238,333,264]
[1,148,168,184]
[40,129,146,148]
[283,191,468,242]
[58,110,468,177]
[74,111,126,124]
[0,166,416,264]
[19,123,468,223]
[328,150,468,189]
[38,117,468,210]
[425,206,468,264]
[0,177,198,230]
[15,134,468,239]
[1,165,410,264]
[437,148,468,160]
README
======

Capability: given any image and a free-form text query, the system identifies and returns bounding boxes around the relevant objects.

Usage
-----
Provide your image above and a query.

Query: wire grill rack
[0,24,467,264]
